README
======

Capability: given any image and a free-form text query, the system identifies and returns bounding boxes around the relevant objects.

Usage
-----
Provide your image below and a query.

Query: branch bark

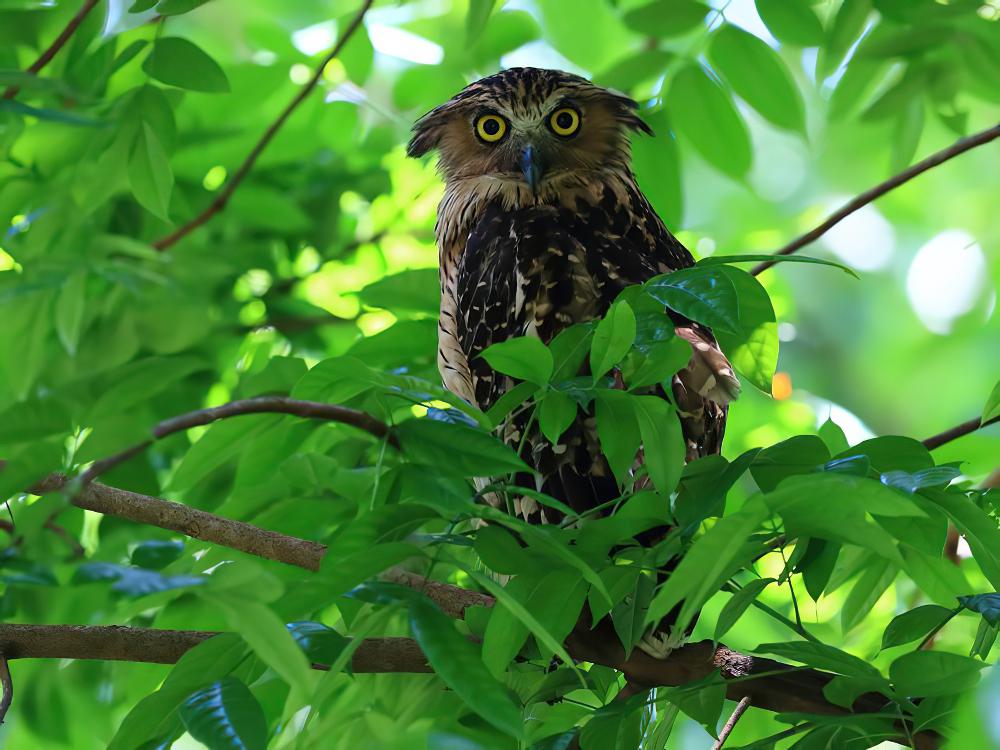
[76,395,395,487]
[0,622,937,747]
[922,414,999,451]
[712,696,751,750]
[2,0,102,101]
[751,123,1000,276]
[150,0,374,251]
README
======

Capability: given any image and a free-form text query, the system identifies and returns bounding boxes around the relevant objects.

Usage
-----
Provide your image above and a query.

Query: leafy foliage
[0,0,997,748]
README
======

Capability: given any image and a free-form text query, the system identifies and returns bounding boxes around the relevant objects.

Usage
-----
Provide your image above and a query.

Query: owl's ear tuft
[600,90,653,136]
[407,107,450,157]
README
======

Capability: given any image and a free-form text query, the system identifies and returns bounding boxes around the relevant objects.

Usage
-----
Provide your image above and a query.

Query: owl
[408,68,739,653]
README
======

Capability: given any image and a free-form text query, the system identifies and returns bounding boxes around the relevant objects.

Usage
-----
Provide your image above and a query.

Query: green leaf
[881,466,961,493]
[156,0,212,15]
[626,336,691,391]
[881,605,956,650]
[752,435,830,492]
[715,578,775,642]
[0,98,103,126]
[645,266,740,333]
[982,379,1000,424]
[142,37,230,92]
[129,123,173,220]
[286,621,350,664]
[646,500,768,633]
[632,395,685,497]
[709,24,806,132]
[923,491,1000,590]
[397,418,531,476]
[475,526,530,575]
[480,337,554,384]
[55,271,86,355]
[757,641,884,680]
[131,540,184,570]
[667,63,752,179]
[477,568,585,677]
[841,557,896,633]
[960,594,1000,627]
[818,0,872,80]
[696,254,859,278]
[632,109,683,228]
[836,436,933,473]
[538,389,577,444]
[466,0,496,42]
[755,0,824,47]
[409,596,524,738]
[661,673,727,735]
[596,49,675,92]
[212,597,314,698]
[180,677,267,750]
[590,300,636,379]
[72,563,204,597]
[890,651,985,697]
[108,634,249,750]
[595,390,641,485]
[713,265,778,393]
[818,419,850,455]
[622,0,710,38]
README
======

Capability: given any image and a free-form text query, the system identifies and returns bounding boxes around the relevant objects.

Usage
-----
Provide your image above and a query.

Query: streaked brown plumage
[408,67,738,525]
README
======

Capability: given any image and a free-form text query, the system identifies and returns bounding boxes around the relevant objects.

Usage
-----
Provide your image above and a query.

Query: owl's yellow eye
[549,107,580,137]
[475,114,507,143]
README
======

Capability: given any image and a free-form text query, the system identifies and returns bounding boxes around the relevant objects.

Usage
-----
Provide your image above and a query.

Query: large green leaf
[632,395,685,497]
[480,336,554,385]
[757,641,884,680]
[709,24,806,132]
[714,578,775,642]
[409,596,525,738]
[890,651,985,697]
[645,266,740,333]
[622,0,710,38]
[595,390,641,485]
[881,605,956,650]
[142,37,230,92]
[590,300,636,379]
[397,418,531,475]
[982,379,1000,424]
[755,0,824,46]
[667,63,752,179]
[180,677,268,750]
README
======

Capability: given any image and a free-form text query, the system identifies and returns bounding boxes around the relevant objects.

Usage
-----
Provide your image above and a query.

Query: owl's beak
[520,144,544,195]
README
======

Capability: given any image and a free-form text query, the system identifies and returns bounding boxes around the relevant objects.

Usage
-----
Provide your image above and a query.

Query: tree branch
[77,395,395,486]
[0,622,937,747]
[751,123,1000,276]
[1,0,102,101]
[922,414,999,451]
[0,656,11,724]
[150,0,374,251]
[712,696,751,750]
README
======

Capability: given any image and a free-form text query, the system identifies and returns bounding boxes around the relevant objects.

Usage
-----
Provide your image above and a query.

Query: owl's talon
[636,629,687,660]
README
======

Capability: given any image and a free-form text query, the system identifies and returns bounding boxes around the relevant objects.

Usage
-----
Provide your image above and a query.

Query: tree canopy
[0,0,998,748]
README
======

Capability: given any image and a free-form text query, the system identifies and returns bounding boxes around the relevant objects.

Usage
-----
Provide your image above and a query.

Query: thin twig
[751,123,1000,276]
[0,655,11,724]
[2,0,102,100]
[151,0,374,250]
[922,414,999,451]
[712,696,751,750]
[77,396,395,486]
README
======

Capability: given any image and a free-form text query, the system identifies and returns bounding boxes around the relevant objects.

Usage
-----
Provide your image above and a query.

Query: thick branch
[78,395,395,486]
[751,123,1000,276]
[0,624,430,673]
[922,414,999,451]
[0,622,937,747]
[32,475,329,572]
[151,0,374,250]
[2,0,102,100]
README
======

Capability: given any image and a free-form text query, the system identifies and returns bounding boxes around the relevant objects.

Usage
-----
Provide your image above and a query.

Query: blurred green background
[1,0,998,747]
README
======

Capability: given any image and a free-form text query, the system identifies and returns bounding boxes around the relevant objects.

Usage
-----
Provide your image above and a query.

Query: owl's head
[407,67,651,193]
